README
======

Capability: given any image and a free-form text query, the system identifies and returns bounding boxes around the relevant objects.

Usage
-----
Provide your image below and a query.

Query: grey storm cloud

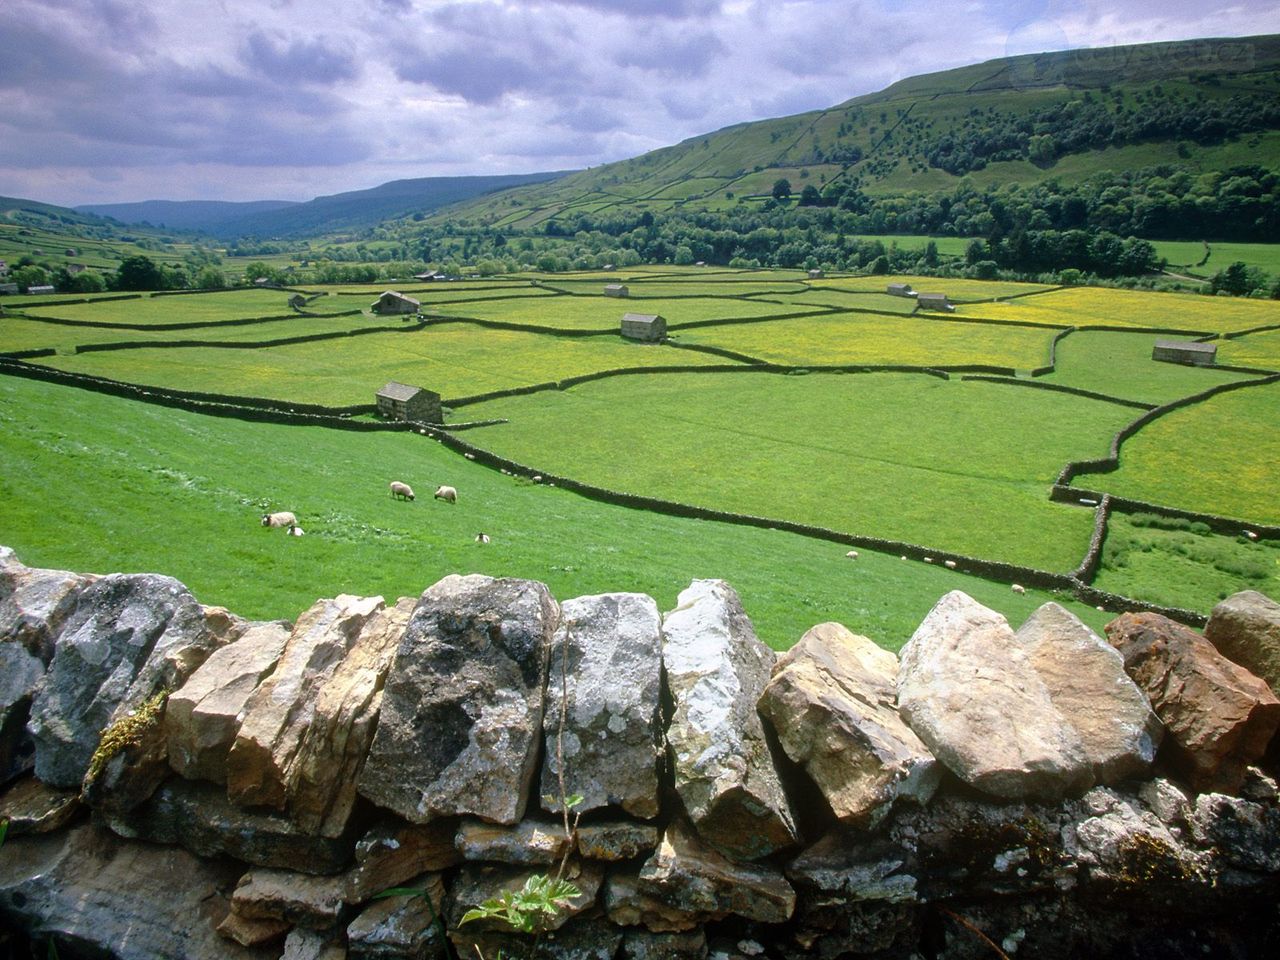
[614,27,727,77]
[241,31,360,84]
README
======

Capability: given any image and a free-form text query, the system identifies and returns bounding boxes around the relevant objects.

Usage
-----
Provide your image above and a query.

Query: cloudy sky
[2,0,1277,207]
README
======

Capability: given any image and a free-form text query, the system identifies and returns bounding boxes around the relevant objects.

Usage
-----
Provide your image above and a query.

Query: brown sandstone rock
[662,579,797,860]
[217,912,293,948]
[603,869,703,932]
[346,873,446,958]
[359,575,557,825]
[166,620,290,783]
[344,818,461,904]
[1205,589,1280,695]
[1106,611,1280,793]
[576,820,661,861]
[456,816,569,864]
[759,621,940,828]
[230,868,348,928]
[0,775,81,835]
[897,591,1091,799]
[1016,602,1163,784]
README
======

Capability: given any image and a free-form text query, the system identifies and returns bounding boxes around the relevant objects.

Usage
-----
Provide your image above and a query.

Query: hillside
[439,35,1280,231]
[74,199,298,233]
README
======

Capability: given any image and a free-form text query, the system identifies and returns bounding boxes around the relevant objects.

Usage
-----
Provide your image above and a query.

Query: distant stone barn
[1152,340,1217,367]
[371,290,421,315]
[376,381,442,423]
[288,293,308,310]
[916,293,954,312]
[620,313,666,342]
[887,282,915,297]
[604,284,629,298]
[808,268,824,279]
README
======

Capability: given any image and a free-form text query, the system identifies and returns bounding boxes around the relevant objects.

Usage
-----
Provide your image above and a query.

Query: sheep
[389,481,415,501]
[262,511,297,528]
[944,559,957,570]
[1011,583,1026,595]
[532,475,543,484]
[1244,530,1259,541]
[475,532,490,544]
[464,452,476,461]
[287,524,305,537]
[434,485,458,504]
[845,550,859,559]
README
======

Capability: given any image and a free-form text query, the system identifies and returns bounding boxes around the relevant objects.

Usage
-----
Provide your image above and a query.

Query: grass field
[815,275,1055,300]
[19,289,309,324]
[0,373,1106,650]
[673,313,1056,369]
[1154,240,1280,276]
[457,371,1132,571]
[1089,379,1280,524]
[434,293,833,330]
[1217,327,1280,369]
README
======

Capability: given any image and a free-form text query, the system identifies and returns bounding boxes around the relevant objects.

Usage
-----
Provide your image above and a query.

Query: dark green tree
[115,255,164,291]
[772,178,793,200]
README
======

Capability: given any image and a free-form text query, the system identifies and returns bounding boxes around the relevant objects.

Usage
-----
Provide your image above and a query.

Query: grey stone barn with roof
[887,282,915,297]
[604,284,629,298]
[371,291,421,316]
[376,381,442,423]
[620,313,666,342]
[916,293,954,312]
[1152,339,1217,367]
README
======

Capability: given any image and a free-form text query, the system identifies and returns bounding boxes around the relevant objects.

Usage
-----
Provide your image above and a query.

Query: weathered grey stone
[758,621,940,828]
[0,823,276,960]
[359,574,557,825]
[661,579,797,860]
[345,818,462,904]
[1070,786,1210,891]
[576,820,660,861]
[27,573,221,789]
[347,874,446,958]
[621,927,708,960]
[897,591,1091,800]
[786,831,920,905]
[1016,602,1163,784]
[1189,793,1280,873]
[283,927,347,960]
[637,819,796,925]
[0,776,81,835]
[103,778,354,874]
[231,868,348,928]
[456,816,569,864]
[1,639,43,783]
[227,594,384,814]
[453,917,621,960]
[603,869,702,932]
[1205,590,1280,695]
[0,555,94,663]
[167,620,290,783]
[1138,777,1192,827]
[540,592,663,819]
[1106,611,1280,793]
[217,912,293,948]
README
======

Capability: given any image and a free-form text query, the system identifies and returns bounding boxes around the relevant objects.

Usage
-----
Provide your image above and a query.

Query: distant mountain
[439,34,1280,230]
[76,199,299,232]
[80,172,574,240]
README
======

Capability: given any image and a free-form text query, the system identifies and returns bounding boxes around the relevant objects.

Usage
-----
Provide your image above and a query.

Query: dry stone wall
[2,545,1280,960]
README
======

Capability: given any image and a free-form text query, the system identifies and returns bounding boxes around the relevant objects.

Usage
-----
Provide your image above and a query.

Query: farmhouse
[0,283,17,295]
[887,282,915,297]
[376,381,442,423]
[1153,339,1217,367]
[413,271,445,282]
[604,283,629,298]
[25,285,55,295]
[620,312,666,342]
[371,290,420,315]
[916,293,954,312]
[808,268,824,279]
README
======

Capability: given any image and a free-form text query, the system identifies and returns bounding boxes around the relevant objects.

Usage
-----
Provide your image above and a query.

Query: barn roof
[622,312,661,323]
[1154,339,1216,353]
[377,290,420,306]
[377,381,424,401]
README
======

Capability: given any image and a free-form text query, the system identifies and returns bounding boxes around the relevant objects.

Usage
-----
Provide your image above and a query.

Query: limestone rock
[217,912,292,948]
[758,621,939,828]
[227,593,384,816]
[167,620,290,783]
[103,777,354,874]
[1070,786,1209,893]
[0,776,81,835]
[0,823,276,960]
[540,592,663,819]
[1106,612,1280,793]
[347,874,446,958]
[621,928,708,960]
[897,591,1091,799]
[1,638,43,783]
[0,555,94,663]
[456,816,569,864]
[786,831,920,905]
[454,917,621,960]
[576,820,661,861]
[1188,793,1280,873]
[1016,602,1163,783]
[637,819,796,924]
[1205,590,1280,695]
[359,574,557,825]
[661,579,797,859]
[231,868,348,928]
[27,573,220,789]
[345,818,462,904]
[283,928,347,960]
[603,869,702,932]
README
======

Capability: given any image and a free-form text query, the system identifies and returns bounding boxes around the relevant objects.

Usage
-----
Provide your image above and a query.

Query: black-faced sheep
[434,485,457,504]
[262,511,297,528]
[287,524,305,537]
[390,481,415,501]
[475,532,490,544]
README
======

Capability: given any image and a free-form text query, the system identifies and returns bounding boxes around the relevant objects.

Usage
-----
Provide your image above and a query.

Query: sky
[2,0,1278,208]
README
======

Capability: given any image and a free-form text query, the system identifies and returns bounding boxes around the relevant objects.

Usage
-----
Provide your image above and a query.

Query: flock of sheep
[259,480,464,541]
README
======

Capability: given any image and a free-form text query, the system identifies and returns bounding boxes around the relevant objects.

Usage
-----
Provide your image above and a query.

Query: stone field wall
[2,545,1280,959]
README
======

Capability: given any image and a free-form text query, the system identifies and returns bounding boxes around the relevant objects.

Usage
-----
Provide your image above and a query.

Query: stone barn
[604,284,629,298]
[916,293,954,312]
[371,291,421,316]
[1153,340,1217,367]
[376,381,442,423]
[620,313,666,342]
[288,294,307,310]
[808,268,825,279]
[0,284,17,295]
[887,282,915,297]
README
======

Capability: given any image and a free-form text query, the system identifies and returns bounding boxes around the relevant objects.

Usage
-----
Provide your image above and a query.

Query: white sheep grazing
[944,559,957,570]
[845,550,859,559]
[475,532,490,544]
[287,524,305,537]
[389,481,415,501]
[1011,583,1026,595]
[434,485,458,504]
[262,511,297,528]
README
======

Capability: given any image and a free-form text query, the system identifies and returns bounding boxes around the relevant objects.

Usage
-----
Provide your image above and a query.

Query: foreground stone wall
[2,545,1279,960]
